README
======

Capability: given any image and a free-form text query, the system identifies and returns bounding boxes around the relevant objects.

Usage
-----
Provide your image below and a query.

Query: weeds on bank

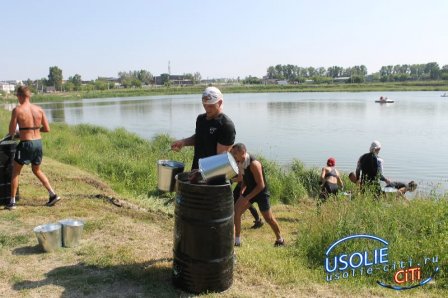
[294,190,448,289]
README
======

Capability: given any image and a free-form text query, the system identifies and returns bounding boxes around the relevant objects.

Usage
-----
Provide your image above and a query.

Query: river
[40,91,448,195]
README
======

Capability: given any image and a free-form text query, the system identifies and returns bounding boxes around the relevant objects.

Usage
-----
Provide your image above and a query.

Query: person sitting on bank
[230,143,284,247]
[5,86,60,210]
[386,181,417,197]
[349,172,358,184]
[319,157,344,202]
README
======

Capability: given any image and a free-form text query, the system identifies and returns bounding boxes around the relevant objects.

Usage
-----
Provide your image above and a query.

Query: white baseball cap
[202,87,223,104]
[370,140,382,152]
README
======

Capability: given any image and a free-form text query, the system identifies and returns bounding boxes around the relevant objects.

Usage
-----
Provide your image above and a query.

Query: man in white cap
[355,140,390,194]
[171,86,236,170]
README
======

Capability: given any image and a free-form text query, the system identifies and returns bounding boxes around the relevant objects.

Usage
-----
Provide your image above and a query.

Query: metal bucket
[59,219,84,248]
[158,160,185,192]
[198,152,238,182]
[33,223,62,252]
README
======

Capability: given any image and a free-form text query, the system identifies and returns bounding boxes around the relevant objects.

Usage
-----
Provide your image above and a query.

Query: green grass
[295,193,448,289]
[0,234,29,249]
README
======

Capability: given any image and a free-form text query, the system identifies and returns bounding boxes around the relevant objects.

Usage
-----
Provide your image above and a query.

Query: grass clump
[294,193,448,289]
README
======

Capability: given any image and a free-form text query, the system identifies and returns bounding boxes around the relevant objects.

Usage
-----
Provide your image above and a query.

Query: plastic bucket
[59,219,84,247]
[33,223,62,252]
[172,172,234,294]
[158,160,185,192]
[198,152,238,182]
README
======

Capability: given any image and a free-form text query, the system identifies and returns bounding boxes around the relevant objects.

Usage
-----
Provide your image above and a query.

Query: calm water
[39,91,448,194]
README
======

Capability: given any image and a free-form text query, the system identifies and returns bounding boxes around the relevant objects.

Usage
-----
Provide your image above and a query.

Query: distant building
[262,78,278,85]
[0,80,22,93]
[97,77,120,83]
[333,76,350,83]
[45,86,56,93]
[154,75,193,86]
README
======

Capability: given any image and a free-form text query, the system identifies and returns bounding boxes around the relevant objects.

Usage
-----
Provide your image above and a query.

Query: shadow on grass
[12,245,42,255]
[12,258,188,297]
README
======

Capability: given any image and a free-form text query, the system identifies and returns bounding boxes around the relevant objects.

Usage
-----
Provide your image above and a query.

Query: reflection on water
[39,91,448,194]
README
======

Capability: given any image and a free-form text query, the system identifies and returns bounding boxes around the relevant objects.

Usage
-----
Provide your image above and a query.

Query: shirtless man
[5,86,60,210]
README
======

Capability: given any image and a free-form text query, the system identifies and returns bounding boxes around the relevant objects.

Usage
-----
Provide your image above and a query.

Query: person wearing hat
[355,140,390,194]
[171,86,236,170]
[319,157,344,202]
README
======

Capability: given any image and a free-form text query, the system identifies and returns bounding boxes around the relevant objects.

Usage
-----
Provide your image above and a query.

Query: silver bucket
[198,152,238,182]
[59,219,84,248]
[158,160,185,192]
[33,223,62,252]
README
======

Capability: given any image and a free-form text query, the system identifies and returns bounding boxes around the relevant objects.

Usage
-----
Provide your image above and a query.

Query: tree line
[19,61,448,92]
[22,67,203,92]
[248,62,448,84]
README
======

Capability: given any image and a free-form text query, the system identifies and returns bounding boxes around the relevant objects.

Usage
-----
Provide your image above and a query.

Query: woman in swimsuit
[319,157,344,202]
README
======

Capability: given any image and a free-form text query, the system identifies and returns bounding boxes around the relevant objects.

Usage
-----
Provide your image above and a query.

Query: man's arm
[171,134,195,151]
[377,158,390,184]
[40,109,50,132]
[355,157,362,180]
[8,108,18,137]
[216,143,233,154]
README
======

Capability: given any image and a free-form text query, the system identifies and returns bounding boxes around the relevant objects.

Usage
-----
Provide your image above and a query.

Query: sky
[1,0,447,81]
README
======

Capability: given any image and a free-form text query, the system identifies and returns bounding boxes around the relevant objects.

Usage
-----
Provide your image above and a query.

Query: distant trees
[48,66,63,90]
[266,62,448,84]
[243,76,262,84]
[266,64,367,83]
[378,62,445,81]
[441,65,448,80]
[160,73,171,86]
[118,70,153,87]
[183,72,202,84]
[67,74,82,91]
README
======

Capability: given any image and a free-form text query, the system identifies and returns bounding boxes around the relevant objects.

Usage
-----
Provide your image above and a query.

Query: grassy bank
[2,80,448,103]
[0,109,447,296]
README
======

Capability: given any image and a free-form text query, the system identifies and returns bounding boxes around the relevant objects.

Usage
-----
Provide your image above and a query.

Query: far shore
[2,80,448,103]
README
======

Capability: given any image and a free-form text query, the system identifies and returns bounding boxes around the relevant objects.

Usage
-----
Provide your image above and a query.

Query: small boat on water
[375,96,394,103]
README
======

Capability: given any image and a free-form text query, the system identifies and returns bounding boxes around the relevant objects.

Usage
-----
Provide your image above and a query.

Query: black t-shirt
[192,113,236,169]
[359,152,378,183]
[387,181,406,189]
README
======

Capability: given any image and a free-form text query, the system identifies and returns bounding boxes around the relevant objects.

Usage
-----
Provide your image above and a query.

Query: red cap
[327,157,336,167]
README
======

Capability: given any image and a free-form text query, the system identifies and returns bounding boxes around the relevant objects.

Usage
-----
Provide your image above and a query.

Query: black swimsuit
[320,167,339,200]
[19,126,40,131]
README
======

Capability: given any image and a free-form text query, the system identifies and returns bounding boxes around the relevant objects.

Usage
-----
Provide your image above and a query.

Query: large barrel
[172,172,234,294]
[0,140,19,205]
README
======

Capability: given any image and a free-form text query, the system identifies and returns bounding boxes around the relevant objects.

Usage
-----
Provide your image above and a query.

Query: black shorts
[249,192,271,212]
[14,139,43,165]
